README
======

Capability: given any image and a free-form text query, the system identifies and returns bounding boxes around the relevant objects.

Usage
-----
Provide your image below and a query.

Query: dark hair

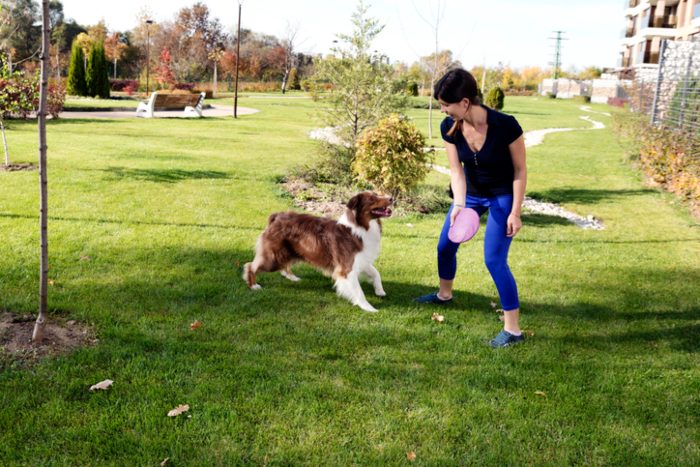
[433,68,481,105]
[433,68,481,137]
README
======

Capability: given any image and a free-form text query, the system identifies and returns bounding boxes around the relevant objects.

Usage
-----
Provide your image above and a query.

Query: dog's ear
[347,193,362,211]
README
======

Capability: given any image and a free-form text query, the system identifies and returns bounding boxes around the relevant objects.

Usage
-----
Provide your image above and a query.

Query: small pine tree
[86,42,110,98]
[289,67,301,90]
[485,86,505,110]
[66,41,87,96]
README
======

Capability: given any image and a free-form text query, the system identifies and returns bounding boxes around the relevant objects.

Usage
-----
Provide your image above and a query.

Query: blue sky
[59,0,624,70]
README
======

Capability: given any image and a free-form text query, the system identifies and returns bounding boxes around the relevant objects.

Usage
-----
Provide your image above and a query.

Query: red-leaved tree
[156,47,175,89]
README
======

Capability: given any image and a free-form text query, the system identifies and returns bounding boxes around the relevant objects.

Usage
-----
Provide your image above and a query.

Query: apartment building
[620,0,700,70]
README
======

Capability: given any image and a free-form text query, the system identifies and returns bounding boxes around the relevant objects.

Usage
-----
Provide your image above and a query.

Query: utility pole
[234,1,242,118]
[548,30,567,79]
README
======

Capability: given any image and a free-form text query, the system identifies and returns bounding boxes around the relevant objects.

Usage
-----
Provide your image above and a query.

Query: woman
[415,68,527,348]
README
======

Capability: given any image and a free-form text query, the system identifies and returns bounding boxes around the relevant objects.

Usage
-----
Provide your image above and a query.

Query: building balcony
[652,15,676,28]
[637,27,678,38]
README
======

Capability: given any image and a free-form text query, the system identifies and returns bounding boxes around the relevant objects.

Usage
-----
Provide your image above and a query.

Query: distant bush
[353,113,433,197]
[485,86,505,110]
[613,112,700,216]
[47,80,66,118]
[173,82,196,91]
[110,79,139,92]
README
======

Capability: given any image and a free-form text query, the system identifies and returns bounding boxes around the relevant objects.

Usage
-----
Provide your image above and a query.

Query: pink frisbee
[448,207,480,243]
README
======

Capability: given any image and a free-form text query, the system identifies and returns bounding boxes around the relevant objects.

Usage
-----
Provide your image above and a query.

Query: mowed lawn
[0,95,699,465]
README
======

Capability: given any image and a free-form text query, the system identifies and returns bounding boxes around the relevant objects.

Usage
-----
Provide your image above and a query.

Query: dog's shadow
[250,265,494,312]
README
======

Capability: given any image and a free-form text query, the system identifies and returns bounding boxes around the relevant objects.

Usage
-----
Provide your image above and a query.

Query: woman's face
[438,98,470,120]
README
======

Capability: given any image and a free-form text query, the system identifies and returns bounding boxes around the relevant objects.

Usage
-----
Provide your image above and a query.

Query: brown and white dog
[243,192,393,312]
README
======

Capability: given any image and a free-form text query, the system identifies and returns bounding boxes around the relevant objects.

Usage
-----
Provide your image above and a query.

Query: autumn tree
[104,32,127,79]
[155,46,175,89]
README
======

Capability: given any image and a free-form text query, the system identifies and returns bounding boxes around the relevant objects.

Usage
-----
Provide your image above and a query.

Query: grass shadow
[528,188,657,205]
[101,166,231,183]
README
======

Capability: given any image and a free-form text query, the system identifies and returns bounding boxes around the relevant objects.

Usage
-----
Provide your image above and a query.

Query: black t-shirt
[440,106,523,196]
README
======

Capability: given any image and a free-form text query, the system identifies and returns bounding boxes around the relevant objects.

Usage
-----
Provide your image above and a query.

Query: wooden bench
[135,91,206,118]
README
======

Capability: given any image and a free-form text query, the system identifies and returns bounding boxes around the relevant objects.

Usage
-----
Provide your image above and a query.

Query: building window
[694,2,700,19]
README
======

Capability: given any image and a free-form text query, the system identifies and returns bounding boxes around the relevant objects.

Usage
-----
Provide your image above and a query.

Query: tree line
[1,0,602,94]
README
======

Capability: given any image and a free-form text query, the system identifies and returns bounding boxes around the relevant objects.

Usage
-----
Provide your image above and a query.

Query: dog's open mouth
[371,207,393,217]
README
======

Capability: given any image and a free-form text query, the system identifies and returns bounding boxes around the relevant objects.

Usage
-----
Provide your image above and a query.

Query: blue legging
[437,193,520,311]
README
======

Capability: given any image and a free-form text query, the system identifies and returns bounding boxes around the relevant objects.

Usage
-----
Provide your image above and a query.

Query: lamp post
[233,1,242,118]
[145,19,153,94]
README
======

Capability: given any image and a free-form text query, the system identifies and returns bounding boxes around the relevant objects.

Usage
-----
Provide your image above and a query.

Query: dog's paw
[359,303,378,313]
[374,289,386,297]
[250,284,262,290]
[280,271,301,282]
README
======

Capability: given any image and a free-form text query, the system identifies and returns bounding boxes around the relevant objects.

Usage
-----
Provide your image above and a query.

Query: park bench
[135,91,206,118]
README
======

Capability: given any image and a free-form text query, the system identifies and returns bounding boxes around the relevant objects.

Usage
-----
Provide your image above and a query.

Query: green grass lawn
[1,95,699,465]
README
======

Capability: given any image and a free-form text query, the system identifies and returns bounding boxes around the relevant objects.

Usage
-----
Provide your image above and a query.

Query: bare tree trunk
[213,62,218,98]
[281,67,288,94]
[33,0,50,343]
[55,48,60,81]
[1,120,9,166]
[114,58,117,80]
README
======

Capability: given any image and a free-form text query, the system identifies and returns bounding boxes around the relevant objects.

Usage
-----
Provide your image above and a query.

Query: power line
[548,31,568,79]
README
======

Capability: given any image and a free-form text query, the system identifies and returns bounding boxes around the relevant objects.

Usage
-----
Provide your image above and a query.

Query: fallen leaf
[431,312,445,323]
[235,260,240,267]
[168,404,190,417]
[525,330,535,337]
[495,308,504,313]
[490,301,497,309]
[406,223,414,228]
[534,391,547,397]
[190,320,203,330]
[407,451,416,461]
[89,379,114,391]
[498,315,504,322]
[79,255,91,261]
[160,458,170,466]
[48,279,55,286]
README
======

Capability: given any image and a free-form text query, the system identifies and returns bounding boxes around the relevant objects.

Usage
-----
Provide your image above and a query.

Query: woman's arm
[507,135,527,237]
[446,142,466,226]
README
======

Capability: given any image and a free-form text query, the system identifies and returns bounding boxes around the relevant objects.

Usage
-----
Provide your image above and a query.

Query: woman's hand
[506,213,522,237]
[450,205,463,226]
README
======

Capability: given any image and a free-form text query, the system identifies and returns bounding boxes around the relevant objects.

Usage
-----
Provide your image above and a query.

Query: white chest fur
[337,214,382,263]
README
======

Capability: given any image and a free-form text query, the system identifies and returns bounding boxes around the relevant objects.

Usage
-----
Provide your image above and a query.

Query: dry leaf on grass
[525,330,535,337]
[490,301,497,309]
[534,391,547,397]
[160,458,170,466]
[407,451,417,461]
[48,279,55,286]
[89,379,114,391]
[431,312,445,323]
[167,404,190,417]
[190,320,203,330]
